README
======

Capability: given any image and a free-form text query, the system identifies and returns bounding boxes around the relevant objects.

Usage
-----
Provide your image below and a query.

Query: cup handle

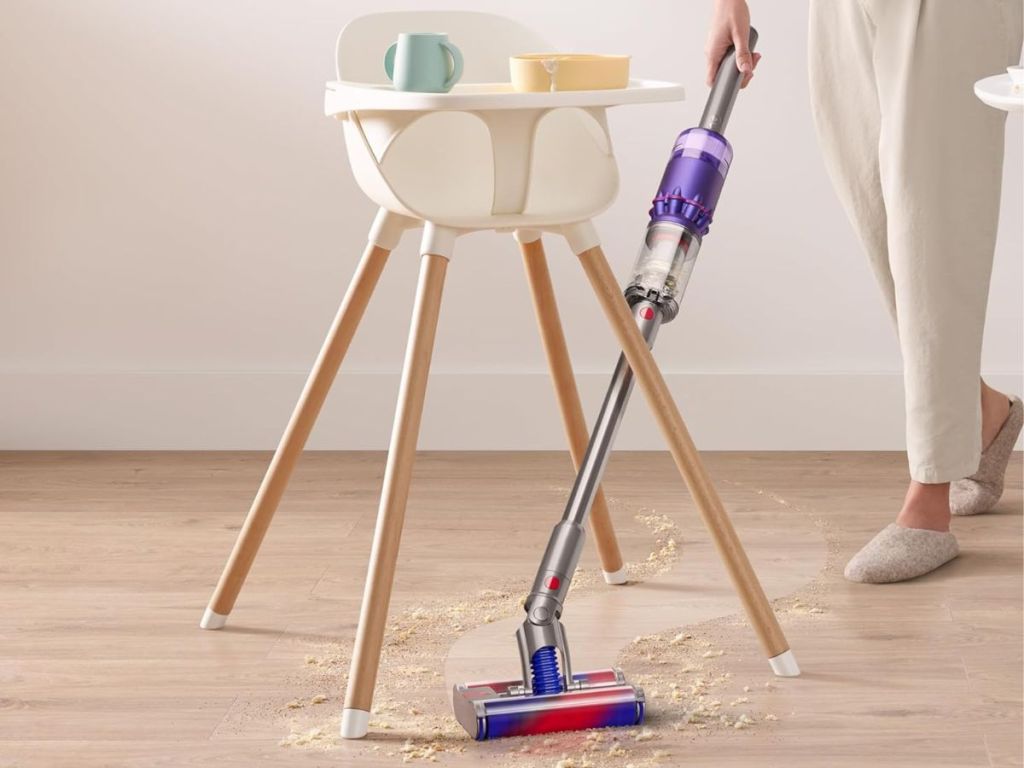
[441,41,464,90]
[384,42,397,81]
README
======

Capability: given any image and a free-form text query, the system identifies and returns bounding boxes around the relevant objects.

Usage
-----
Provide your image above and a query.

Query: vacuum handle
[698,26,758,135]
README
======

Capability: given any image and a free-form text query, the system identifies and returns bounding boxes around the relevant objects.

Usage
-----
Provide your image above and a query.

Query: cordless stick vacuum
[453,32,758,741]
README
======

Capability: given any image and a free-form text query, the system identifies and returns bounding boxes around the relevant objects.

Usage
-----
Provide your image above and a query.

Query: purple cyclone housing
[626,128,732,320]
[648,127,733,237]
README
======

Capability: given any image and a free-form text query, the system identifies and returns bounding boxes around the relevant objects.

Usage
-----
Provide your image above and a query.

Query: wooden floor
[1,451,1020,767]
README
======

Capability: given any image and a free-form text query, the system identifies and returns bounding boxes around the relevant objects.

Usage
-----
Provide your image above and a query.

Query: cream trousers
[808,0,1023,483]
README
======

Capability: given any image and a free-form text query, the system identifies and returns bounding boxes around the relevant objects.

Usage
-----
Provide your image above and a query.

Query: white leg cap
[768,649,800,677]
[602,566,629,585]
[199,608,228,630]
[340,708,370,739]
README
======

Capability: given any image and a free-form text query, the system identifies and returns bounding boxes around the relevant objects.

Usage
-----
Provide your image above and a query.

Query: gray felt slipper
[951,396,1023,516]
[844,524,959,584]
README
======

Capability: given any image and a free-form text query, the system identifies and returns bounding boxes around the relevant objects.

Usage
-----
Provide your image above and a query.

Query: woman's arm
[705,0,761,87]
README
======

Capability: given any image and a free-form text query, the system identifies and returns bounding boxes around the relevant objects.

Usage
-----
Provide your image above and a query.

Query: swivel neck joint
[524,519,584,627]
[516,519,585,693]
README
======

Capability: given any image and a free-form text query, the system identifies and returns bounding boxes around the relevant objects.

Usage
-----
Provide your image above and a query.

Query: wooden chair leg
[341,252,449,738]
[519,235,626,583]
[200,241,391,630]
[576,244,799,677]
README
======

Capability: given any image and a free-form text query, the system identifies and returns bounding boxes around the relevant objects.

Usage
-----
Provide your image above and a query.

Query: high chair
[200,11,794,740]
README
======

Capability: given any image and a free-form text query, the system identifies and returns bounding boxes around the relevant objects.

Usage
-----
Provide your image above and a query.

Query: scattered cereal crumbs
[729,697,749,706]
[636,513,674,534]
[734,713,755,729]
[286,507,792,759]
[399,740,444,762]
[555,756,595,768]
[310,694,327,705]
[279,727,327,747]
[764,713,778,721]
[285,700,303,709]
[404,666,433,675]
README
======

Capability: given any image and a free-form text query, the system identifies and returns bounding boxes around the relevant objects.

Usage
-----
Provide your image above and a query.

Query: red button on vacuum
[545,576,560,590]
[640,307,655,320]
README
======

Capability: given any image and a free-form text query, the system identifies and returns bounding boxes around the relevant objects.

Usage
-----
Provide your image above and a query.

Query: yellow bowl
[510,53,630,93]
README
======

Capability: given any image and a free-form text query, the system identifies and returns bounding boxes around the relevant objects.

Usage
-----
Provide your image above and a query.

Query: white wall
[2,0,1021,450]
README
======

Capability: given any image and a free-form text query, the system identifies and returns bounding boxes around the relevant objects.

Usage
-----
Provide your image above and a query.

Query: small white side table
[974,70,1024,111]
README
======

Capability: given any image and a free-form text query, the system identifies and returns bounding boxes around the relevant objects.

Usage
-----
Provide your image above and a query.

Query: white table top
[974,73,1024,112]
[324,78,685,115]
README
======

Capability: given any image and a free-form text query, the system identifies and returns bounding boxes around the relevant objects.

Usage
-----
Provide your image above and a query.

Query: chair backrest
[336,11,549,84]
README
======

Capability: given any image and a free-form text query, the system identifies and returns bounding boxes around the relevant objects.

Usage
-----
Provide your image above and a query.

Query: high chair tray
[325,78,684,115]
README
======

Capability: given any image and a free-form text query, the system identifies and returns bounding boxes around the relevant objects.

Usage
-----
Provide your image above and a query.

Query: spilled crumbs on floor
[279,501,808,765]
[627,512,681,581]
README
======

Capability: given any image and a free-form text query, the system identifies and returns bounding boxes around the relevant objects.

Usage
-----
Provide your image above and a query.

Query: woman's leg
[866,0,1020,491]
[808,3,954,539]
[809,0,1022,581]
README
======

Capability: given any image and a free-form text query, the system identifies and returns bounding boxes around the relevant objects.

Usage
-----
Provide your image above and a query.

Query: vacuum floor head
[453,668,644,740]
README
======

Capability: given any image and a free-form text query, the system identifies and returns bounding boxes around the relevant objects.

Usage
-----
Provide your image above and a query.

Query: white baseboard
[1,371,1020,451]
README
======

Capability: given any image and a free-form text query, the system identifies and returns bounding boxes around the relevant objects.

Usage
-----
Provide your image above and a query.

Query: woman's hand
[705,0,761,87]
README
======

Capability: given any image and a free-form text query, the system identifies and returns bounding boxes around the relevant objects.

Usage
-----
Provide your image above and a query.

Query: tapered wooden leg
[200,241,391,630]
[576,244,798,676]
[519,236,626,582]
[341,252,449,738]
